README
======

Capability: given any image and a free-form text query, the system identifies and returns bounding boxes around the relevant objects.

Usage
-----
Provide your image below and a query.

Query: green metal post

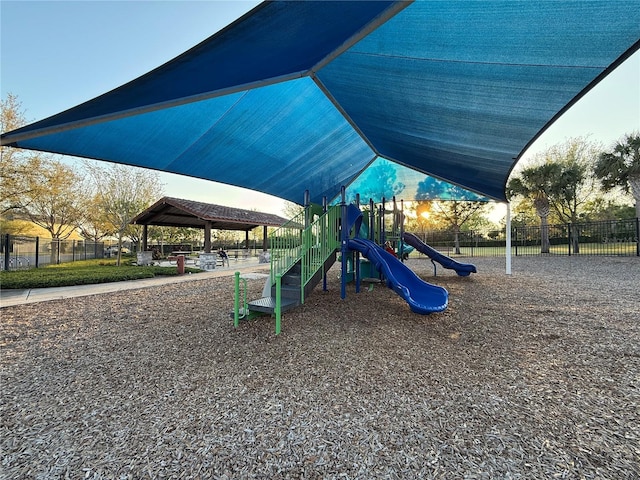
[234,272,240,328]
[275,273,282,335]
[400,199,405,262]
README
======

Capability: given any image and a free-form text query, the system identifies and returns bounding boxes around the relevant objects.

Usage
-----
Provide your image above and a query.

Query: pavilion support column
[263,225,268,251]
[204,221,212,253]
[245,230,250,251]
[143,225,148,251]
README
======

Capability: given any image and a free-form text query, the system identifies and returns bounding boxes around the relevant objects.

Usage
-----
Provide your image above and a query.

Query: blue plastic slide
[402,232,477,276]
[348,237,448,314]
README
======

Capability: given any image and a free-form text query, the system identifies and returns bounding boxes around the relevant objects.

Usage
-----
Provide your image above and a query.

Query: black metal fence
[2,218,638,270]
[406,217,639,258]
[1,234,105,271]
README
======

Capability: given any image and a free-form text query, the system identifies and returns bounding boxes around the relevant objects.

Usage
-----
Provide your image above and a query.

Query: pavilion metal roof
[2,1,638,205]
[130,197,289,231]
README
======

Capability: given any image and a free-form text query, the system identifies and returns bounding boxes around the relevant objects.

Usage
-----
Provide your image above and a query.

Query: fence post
[35,237,40,268]
[567,224,572,256]
[3,234,9,271]
[636,217,639,257]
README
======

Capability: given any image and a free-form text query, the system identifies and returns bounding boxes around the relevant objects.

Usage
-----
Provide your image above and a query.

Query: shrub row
[0,264,201,289]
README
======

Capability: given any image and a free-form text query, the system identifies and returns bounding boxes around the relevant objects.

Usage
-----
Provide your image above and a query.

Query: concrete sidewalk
[0,262,270,308]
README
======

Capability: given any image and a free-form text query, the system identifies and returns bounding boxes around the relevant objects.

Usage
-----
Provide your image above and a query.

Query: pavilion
[130,197,289,253]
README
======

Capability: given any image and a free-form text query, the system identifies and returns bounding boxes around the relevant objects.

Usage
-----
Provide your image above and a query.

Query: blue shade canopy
[343,158,489,204]
[2,1,639,205]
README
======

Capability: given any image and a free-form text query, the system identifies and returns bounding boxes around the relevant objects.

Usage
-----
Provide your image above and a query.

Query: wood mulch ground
[1,256,638,479]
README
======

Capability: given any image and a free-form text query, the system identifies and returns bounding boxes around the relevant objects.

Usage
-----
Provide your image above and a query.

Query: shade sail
[2,1,639,205]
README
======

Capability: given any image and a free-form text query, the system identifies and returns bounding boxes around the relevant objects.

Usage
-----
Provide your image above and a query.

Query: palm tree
[507,163,560,253]
[594,133,640,219]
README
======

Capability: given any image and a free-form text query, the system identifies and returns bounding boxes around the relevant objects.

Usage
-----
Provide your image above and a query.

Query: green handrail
[275,273,282,335]
[269,205,341,301]
[300,205,341,302]
[269,209,305,285]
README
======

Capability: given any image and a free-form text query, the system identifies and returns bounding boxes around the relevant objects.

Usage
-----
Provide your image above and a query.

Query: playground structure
[234,189,481,334]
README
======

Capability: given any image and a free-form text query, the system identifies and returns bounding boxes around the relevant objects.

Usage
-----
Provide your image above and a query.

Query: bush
[0,263,201,289]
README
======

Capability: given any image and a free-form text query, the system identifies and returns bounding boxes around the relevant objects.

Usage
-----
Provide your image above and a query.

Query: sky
[2,0,639,219]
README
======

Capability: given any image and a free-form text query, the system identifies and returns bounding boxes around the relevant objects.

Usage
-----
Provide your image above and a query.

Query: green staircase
[235,204,341,333]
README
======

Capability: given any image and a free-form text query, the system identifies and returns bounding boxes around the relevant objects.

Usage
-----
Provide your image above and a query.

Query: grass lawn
[0,257,202,289]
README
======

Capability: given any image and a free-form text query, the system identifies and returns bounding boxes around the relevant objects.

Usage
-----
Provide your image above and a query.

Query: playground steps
[246,296,299,314]
[246,251,337,316]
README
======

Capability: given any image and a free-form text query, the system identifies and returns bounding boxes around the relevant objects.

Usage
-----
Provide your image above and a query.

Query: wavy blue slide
[402,232,477,277]
[348,237,448,314]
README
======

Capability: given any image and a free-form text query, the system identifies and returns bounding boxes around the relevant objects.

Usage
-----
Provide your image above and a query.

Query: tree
[582,198,635,221]
[429,201,488,254]
[282,200,304,220]
[405,201,440,235]
[545,139,599,223]
[594,132,640,218]
[20,159,87,263]
[346,159,405,203]
[545,138,600,253]
[85,161,164,265]
[507,162,559,253]
[76,192,113,243]
[508,138,600,253]
[0,94,45,214]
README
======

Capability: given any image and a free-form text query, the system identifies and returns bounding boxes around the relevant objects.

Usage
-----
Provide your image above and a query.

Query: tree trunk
[50,238,59,265]
[540,215,550,254]
[116,236,123,267]
[534,195,551,254]
[571,226,580,254]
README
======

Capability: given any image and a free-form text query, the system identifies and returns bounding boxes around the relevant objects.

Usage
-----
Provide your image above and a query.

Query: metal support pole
[380,197,386,247]
[304,189,310,229]
[369,198,375,241]
[275,274,282,335]
[392,196,397,242]
[505,202,512,275]
[354,194,360,293]
[323,196,328,292]
[340,186,348,299]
